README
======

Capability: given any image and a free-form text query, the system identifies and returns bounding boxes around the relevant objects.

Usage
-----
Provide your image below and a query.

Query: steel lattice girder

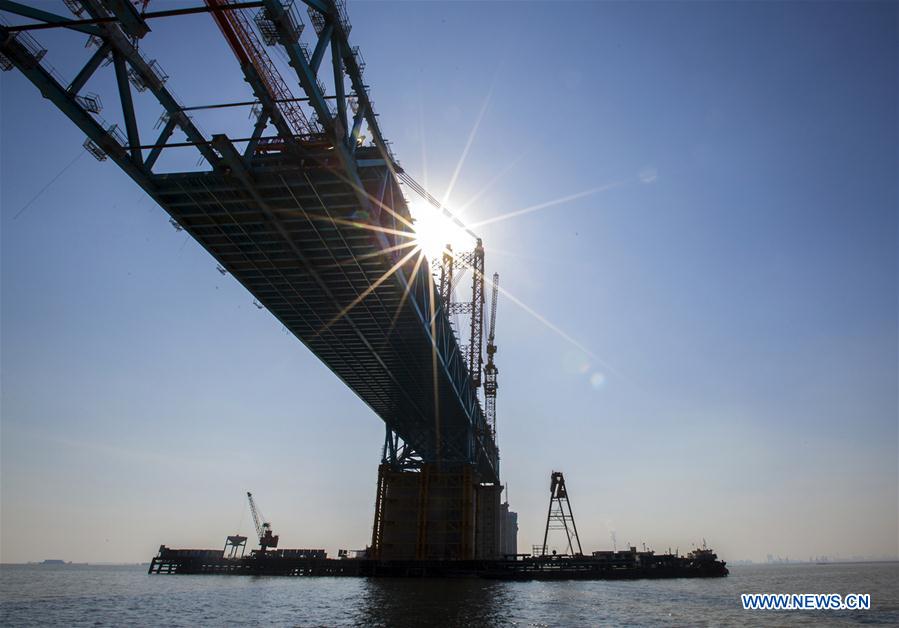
[0,0,499,482]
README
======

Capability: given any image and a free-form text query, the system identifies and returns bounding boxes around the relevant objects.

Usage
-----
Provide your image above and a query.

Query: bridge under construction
[1,0,516,560]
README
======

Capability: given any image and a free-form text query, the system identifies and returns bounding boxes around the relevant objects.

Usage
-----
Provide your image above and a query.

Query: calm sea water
[1,562,896,626]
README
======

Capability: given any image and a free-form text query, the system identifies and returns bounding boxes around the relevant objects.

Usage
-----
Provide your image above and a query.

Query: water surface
[2,562,896,626]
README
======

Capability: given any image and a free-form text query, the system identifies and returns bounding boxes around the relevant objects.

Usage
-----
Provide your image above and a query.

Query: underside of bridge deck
[154,143,498,483]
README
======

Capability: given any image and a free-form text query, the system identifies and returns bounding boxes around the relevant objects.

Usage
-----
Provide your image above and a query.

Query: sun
[408,199,475,260]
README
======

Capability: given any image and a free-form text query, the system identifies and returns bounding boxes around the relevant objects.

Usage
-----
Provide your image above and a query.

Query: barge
[148,545,728,580]
[149,476,727,580]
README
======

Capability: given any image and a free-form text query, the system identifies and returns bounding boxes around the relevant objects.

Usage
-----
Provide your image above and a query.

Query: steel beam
[1,1,265,32]
[67,41,110,95]
[261,0,331,133]
[112,51,142,165]
[309,22,332,74]
[145,116,176,171]
[79,0,220,167]
[0,0,101,36]
[298,0,329,14]
[0,26,155,195]
[243,111,269,158]
[99,0,149,39]
[260,0,372,218]
[330,33,347,147]
[243,63,295,140]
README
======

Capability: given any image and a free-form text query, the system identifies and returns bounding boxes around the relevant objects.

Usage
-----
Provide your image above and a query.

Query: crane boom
[487,273,499,344]
[247,491,264,540]
[247,491,279,550]
[484,273,499,433]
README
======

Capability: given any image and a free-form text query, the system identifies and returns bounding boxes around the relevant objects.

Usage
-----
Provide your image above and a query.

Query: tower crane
[484,273,500,434]
[247,491,279,551]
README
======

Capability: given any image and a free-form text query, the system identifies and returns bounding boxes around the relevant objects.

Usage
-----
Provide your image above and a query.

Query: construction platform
[148,546,728,580]
[149,547,357,576]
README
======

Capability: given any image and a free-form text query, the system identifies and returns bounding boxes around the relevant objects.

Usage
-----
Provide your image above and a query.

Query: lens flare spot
[590,372,607,389]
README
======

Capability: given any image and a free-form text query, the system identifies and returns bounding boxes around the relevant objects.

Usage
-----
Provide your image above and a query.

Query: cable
[13,150,85,220]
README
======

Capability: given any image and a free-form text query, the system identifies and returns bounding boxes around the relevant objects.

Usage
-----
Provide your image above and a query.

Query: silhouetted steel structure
[542,471,583,556]
[0,0,499,486]
[224,535,248,558]
[484,273,499,433]
[247,492,279,551]
[434,240,486,390]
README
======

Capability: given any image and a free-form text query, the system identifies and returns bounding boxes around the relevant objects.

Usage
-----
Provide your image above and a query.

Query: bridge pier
[370,464,511,560]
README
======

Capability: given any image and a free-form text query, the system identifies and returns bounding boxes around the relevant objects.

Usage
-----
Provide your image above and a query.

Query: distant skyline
[2,1,897,564]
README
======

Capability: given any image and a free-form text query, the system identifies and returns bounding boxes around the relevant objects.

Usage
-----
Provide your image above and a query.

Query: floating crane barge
[149,477,728,580]
[148,546,728,580]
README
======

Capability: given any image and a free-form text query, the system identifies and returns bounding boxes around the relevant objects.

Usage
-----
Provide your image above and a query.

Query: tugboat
[686,540,729,576]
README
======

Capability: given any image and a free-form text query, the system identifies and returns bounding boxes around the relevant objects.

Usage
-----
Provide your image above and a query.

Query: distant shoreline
[733,560,899,566]
[0,562,150,567]
[813,560,899,566]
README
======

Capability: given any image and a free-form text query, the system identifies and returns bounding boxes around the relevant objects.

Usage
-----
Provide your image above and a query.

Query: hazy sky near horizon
[2,1,897,564]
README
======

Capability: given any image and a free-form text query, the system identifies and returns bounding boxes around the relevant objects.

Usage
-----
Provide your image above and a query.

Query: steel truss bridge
[1,0,499,483]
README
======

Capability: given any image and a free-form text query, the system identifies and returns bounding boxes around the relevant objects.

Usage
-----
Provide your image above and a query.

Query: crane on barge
[247,491,279,552]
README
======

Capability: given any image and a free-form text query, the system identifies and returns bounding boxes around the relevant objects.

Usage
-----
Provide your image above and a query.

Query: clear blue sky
[1,1,896,563]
